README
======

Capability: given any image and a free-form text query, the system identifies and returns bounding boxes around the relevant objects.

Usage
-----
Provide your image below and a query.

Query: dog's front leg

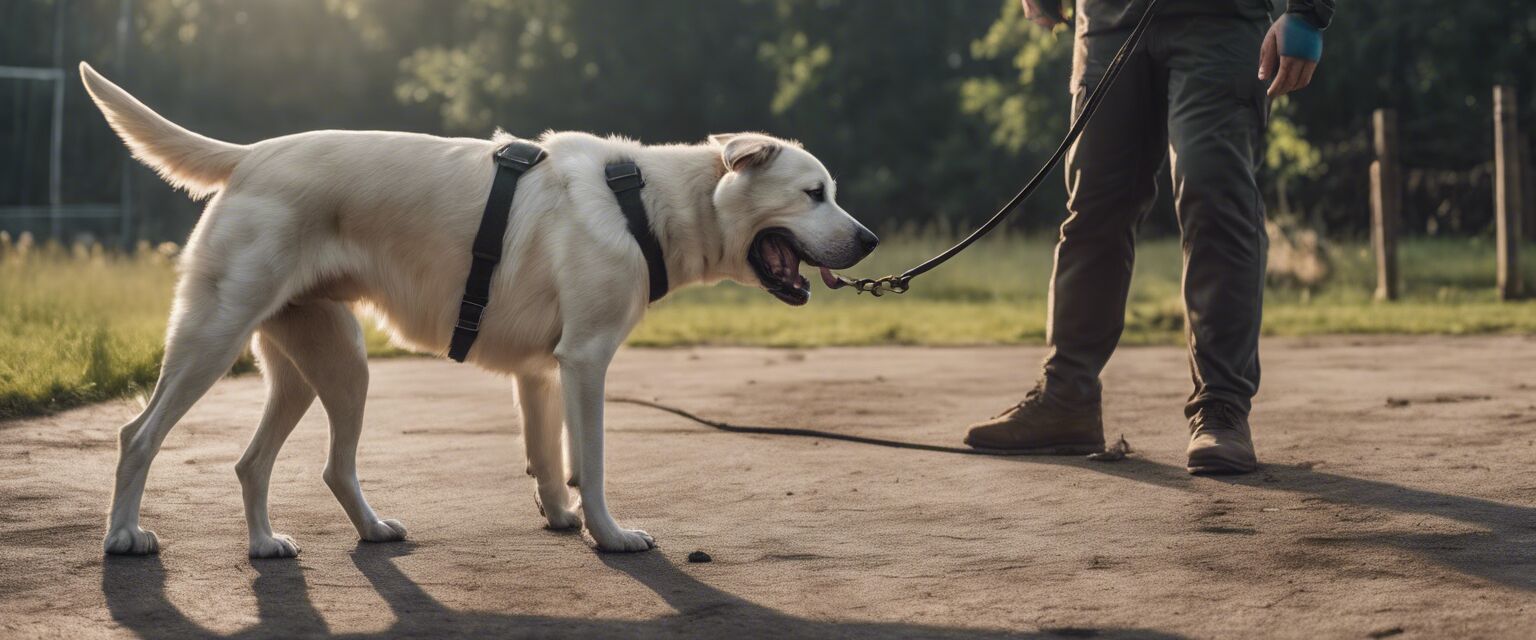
[555,335,655,552]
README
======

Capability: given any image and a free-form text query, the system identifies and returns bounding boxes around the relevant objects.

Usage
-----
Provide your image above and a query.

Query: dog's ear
[710,133,781,172]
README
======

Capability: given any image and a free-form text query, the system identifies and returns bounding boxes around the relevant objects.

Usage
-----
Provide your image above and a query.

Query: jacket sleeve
[1286,0,1336,29]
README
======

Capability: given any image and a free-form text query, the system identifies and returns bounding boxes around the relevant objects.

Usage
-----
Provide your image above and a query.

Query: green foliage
[1266,110,1322,181]
[760,33,831,116]
[9,0,1535,242]
[961,0,1073,154]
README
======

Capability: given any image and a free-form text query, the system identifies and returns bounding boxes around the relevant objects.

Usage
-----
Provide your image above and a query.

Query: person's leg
[1161,16,1270,473]
[965,28,1165,452]
[1040,28,1169,404]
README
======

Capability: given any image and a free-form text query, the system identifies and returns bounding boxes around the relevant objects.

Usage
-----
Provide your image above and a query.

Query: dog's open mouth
[748,229,818,306]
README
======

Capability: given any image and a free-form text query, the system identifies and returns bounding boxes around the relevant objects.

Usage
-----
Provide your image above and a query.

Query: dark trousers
[1040,15,1270,417]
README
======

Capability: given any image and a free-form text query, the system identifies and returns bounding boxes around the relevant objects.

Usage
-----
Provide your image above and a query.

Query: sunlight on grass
[0,237,400,419]
[634,233,1536,347]
[2,232,1533,419]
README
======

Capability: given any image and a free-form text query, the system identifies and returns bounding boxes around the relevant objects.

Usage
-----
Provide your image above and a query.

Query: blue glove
[1279,14,1324,62]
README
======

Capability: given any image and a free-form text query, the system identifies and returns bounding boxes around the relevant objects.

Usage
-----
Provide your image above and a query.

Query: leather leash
[611,396,1133,460]
[829,0,1165,296]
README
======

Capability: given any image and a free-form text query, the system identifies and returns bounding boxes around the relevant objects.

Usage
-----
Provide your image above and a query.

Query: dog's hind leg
[565,416,582,489]
[234,327,317,558]
[516,372,580,530]
[264,300,405,543]
[105,200,296,555]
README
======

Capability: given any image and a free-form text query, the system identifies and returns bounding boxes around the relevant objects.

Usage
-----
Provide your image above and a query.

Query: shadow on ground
[1026,457,1536,590]
[97,453,1536,638]
[631,402,1536,593]
[102,445,1536,635]
[102,543,1182,639]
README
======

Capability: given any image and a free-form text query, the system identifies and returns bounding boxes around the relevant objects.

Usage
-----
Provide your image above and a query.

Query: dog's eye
[805,186,825,203]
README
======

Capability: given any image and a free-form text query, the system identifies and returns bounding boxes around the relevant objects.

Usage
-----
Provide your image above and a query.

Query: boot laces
[994,387,1046,419]
[1193,403,1242,433]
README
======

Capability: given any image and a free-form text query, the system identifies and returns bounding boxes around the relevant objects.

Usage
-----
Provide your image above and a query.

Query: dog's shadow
[99,456,1534,638]
[102,543,1182,639]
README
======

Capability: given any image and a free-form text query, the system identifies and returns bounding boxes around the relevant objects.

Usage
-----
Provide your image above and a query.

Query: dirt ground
[3,336,1535,639]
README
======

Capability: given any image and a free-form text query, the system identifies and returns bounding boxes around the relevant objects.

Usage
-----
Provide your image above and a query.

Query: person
[963,0,1334,474]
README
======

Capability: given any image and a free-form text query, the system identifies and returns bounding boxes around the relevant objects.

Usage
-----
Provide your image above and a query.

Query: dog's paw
[360,518,408,543]
[545,507,583,531]
[249,533,301,559]
[104,527,159,555]
[535,492,582,530]
[588,527,656,553]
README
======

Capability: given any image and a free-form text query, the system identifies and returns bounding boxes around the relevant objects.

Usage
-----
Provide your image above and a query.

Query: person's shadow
[1026,456,1536,590]
[102,543,1184,639]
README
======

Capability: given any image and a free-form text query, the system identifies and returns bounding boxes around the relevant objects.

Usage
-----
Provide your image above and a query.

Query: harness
[604,160,669,303]
[448,141,548,362]
[448,144,669,362]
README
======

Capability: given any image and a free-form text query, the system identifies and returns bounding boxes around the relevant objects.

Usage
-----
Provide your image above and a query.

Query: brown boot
[1185,403,1258,475]
[964,388,1105,454]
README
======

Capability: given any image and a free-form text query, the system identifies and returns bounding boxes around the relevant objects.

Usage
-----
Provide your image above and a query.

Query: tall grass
[0,234,394,420]
[0,238,179,418]
[2,231,1533,420]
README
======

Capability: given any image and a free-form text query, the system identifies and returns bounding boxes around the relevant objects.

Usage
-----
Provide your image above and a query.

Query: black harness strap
[448,140,548,362]
[604,161,669,303]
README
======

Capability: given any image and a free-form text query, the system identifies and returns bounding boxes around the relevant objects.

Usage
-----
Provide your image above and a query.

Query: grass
[2,232,1534,420]
[633,232,1536,346]
[0,239,403,420]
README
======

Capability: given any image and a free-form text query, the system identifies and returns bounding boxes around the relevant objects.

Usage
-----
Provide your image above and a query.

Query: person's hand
[1259,14,1323,97]
[1020,0,1065,28]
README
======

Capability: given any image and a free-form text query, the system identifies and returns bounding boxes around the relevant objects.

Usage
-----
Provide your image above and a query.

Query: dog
[80,62,878,557]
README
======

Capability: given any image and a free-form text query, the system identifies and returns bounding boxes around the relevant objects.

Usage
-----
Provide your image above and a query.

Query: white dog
[80,62,877,557]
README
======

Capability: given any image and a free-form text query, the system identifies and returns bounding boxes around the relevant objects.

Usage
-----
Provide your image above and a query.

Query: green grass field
[2,233,1533,419]
[634,232,1536,346]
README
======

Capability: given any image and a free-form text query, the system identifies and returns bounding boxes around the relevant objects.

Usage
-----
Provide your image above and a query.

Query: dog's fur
[80,62,876,556]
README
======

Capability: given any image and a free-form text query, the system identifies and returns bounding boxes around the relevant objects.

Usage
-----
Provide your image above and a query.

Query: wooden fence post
[1370,109,1400,301]
[1494,86,1523,300]
[1523,131,1535,243]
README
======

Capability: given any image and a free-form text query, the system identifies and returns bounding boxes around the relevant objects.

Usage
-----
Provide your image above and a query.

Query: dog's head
[708,133,879,305]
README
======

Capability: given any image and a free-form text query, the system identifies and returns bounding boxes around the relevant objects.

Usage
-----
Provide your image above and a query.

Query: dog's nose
[857,229,880,253]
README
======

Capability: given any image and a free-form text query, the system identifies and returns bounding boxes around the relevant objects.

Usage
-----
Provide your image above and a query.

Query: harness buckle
[456,299,486,332]
[495,142,548,170]
[604,162,646,192]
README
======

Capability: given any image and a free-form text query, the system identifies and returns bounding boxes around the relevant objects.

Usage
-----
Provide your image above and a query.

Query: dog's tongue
[819,267,840,289]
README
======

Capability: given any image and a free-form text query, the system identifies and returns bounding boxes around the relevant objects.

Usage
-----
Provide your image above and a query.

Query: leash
[612,396,992,454]
[610,396,1133,460]
[606,5,1160,460]
[829,0,1164,296]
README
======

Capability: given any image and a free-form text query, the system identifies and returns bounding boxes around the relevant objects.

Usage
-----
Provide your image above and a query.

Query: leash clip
[830,273,911,297]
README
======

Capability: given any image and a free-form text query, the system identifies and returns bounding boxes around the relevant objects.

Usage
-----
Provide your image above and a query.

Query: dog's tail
[79,62,248,199]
